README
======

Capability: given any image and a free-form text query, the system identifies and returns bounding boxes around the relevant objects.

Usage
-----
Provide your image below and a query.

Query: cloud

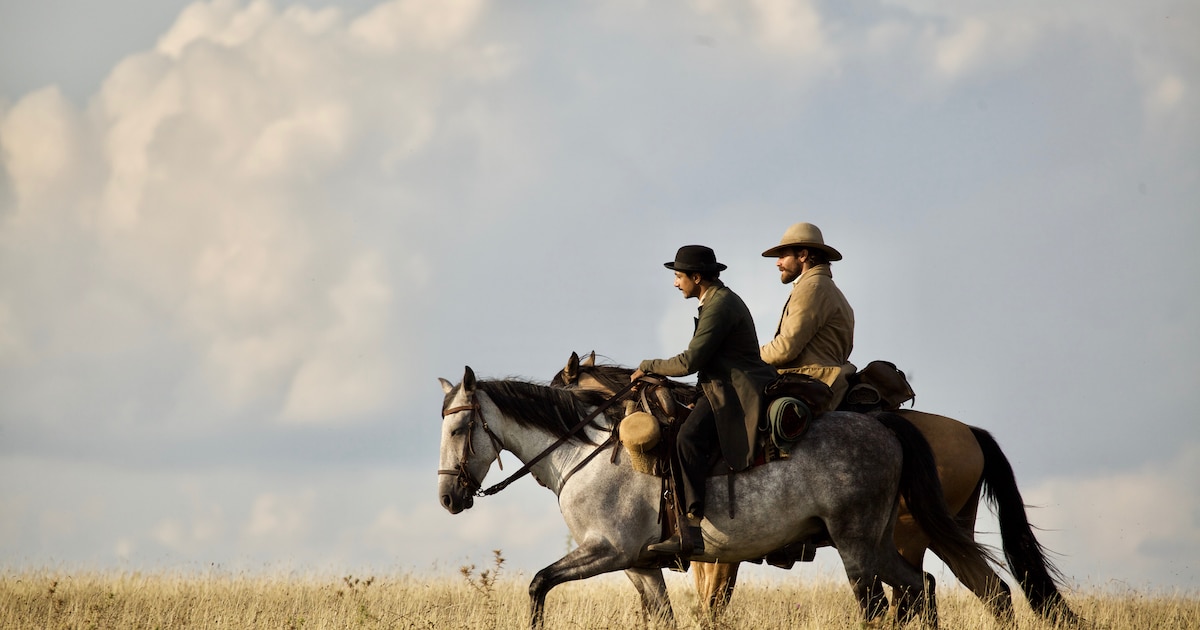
[1021,444,1200,589]
[0,0,512,429]
[246,490,316,539]
[692,0,830,58]
[279,252,396,423]
[349,0,484,53]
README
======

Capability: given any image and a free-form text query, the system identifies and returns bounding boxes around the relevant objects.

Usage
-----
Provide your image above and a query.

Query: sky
[1,0,1197,601]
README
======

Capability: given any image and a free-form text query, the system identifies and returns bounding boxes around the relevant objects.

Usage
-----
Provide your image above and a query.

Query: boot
[647,516,704,555]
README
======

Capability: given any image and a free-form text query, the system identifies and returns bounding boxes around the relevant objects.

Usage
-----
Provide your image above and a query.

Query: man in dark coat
[632,245,778,555]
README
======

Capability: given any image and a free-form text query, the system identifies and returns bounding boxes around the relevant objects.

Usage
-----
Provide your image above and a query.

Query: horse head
[552,351,700,409]
[437,366,503,514]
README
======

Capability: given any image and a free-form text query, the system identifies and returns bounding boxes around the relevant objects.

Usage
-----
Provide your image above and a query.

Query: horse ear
[463,366,477,392]
[582,351,596,367]
[439,377,454,394]
[563,352,579,384]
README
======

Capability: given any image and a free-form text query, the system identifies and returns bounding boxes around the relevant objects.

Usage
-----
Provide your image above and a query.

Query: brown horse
[552,351,1079,625]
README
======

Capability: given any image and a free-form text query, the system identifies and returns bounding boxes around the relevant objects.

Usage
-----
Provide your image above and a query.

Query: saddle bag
[843,360,915,411]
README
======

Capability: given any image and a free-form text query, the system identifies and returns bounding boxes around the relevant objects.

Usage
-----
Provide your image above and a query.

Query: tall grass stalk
[1,568,1197,629]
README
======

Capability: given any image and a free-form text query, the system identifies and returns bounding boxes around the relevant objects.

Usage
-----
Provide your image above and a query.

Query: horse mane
[477,379,611,444]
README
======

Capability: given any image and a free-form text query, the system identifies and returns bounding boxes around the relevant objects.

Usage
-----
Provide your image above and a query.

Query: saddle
[616,379,799,479]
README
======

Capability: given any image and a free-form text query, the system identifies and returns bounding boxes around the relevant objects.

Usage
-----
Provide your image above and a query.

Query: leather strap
[478,379,638,496]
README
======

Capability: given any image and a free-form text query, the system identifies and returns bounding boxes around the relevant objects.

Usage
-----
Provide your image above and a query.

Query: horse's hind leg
[890,571,937,628]
[930,541,1012,622]
[861,577,889,620]
[930,485,1014,622]
[624,568,676,629]
[841,538,938,628]
[836,541,892,622]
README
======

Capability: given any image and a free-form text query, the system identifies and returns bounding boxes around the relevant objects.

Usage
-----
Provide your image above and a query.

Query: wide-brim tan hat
[761,222,843,261]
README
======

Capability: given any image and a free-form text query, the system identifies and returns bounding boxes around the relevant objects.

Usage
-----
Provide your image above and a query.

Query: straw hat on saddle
[664,245,727,273]
[761,222,843,261]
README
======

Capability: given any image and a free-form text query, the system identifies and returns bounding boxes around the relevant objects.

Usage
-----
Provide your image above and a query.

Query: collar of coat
[793,264,832,286]
[698,279,726,306]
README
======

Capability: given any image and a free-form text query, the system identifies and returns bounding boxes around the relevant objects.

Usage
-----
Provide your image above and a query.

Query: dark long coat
[639,281,778,471]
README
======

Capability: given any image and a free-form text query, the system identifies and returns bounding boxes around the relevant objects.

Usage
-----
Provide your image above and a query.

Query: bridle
[438,401,505,497]
[438,379,640,498]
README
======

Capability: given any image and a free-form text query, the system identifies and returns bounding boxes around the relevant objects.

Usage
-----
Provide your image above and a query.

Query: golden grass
[2,567,1197,629]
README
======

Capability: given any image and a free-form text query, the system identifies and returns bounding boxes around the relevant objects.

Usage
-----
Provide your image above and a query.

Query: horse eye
[450,428,461,437]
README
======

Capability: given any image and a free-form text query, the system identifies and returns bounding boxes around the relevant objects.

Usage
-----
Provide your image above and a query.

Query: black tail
[971,426,1080,624]
[874,413,999,570]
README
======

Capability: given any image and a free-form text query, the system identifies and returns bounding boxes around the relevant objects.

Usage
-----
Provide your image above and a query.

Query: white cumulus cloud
[0,0,515,427]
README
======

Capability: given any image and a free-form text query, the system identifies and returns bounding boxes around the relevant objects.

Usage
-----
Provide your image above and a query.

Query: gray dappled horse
[438,366,994,629]
[551,351,1080,625]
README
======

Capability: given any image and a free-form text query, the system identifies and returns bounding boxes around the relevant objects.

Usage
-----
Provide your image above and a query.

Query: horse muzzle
[440,489,474,514]
[438,472,478,514]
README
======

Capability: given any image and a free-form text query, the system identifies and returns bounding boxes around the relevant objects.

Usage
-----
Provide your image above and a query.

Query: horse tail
[874,412,998,569]
[971,426,1080,624]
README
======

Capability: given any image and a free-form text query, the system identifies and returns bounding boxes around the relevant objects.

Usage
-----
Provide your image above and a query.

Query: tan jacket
[760,264,855,407]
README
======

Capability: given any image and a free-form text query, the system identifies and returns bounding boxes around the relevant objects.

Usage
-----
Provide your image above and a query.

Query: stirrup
[647,527,704,556]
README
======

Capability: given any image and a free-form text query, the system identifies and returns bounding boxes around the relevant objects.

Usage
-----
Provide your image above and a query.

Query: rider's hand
[630,368,645,382]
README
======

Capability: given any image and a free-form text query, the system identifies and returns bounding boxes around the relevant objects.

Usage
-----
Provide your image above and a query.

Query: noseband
[438,401,505,497]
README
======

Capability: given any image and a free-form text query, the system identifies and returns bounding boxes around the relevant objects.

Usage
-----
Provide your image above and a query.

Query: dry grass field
[3,559,1197,629]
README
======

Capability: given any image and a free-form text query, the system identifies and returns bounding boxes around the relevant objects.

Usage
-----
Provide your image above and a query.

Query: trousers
[676,393,718,518]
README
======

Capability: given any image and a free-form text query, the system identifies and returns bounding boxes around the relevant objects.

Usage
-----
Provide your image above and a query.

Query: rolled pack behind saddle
[761,371,834,453]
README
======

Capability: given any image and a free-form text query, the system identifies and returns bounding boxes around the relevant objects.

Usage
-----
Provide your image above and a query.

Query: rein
[440,379,641,497]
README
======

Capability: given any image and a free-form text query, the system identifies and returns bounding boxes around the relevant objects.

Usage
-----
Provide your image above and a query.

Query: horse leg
[879,557,937,628]
[893,571,937,629]
[835,539,892,622]
[692,561,739,617]
[839,532,939,628]
[929,484,1015,622]
[624,568,676,629]
[528,540,632,630]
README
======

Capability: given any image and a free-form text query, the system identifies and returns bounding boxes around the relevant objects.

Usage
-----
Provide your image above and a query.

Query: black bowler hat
[664,245,727,273]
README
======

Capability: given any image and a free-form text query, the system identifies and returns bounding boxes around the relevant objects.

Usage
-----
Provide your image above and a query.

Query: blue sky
[1,0,1197,598]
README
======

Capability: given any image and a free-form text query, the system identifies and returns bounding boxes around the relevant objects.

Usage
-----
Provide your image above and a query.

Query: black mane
[477,379,612,444]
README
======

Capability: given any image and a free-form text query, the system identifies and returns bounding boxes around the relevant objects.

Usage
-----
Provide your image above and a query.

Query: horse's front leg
[624,568,676,629]
[529,539,631,630]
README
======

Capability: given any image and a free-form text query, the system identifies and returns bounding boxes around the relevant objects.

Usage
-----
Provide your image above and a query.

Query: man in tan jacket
[760,223,855,409]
